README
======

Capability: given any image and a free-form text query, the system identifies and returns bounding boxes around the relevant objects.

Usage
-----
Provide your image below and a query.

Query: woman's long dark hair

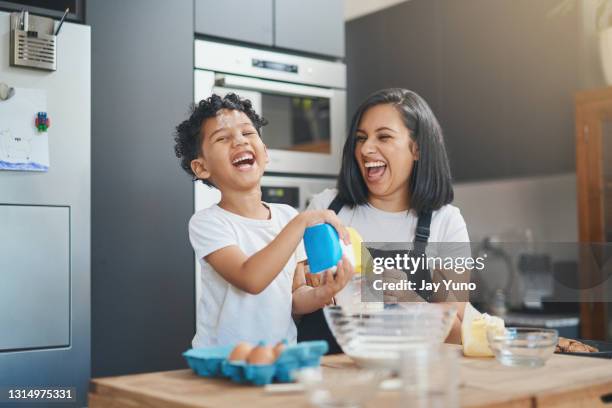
[336,88,454,215]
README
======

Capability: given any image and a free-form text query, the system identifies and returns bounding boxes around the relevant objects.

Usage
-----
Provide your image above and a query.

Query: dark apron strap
[327,195,344,214]
[411,210,433,301]
[413,210,432,255]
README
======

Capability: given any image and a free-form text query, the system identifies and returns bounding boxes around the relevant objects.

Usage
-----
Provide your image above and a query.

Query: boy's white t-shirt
[189,203,306,348]
[307,188,469,243]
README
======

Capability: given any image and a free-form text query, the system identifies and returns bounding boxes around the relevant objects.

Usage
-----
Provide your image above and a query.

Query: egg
[247,343,276,365]
[273,341,286,359]
[228,342,253,361]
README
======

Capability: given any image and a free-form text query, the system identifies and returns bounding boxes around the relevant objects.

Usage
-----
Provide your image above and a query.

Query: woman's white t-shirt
[307,189,470,305]
[307,188,470,243]
[189,203,306,348]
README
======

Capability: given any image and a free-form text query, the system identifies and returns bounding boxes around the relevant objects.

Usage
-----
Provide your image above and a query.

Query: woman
[298,88,469,351]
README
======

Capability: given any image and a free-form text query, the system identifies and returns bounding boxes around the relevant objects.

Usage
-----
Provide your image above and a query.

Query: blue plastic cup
[304,223,343,274]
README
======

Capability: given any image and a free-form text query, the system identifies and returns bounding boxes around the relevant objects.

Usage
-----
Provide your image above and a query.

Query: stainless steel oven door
[195,69,345,176]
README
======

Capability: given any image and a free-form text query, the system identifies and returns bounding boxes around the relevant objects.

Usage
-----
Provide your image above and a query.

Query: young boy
[174,93,353,347]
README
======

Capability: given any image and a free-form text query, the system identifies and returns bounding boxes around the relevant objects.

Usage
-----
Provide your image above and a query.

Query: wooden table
[90,351,612,408]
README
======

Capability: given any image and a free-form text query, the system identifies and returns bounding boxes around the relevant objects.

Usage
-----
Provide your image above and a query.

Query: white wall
[344,0,410,21]
[454,173,578,243]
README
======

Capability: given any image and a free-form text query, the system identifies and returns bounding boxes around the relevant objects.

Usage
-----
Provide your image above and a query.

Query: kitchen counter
[89,350,612,407]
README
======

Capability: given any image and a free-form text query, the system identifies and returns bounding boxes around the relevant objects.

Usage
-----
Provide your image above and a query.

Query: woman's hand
[292,257,355,314]
[314,257,355,305]
[297,210,350,244]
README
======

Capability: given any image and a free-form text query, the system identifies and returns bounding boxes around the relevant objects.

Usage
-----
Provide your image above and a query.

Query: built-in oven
[194,40,346,176]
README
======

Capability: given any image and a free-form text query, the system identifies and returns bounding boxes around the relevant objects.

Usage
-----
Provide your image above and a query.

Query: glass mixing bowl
[323,303,457,369]
[487,327,558,367]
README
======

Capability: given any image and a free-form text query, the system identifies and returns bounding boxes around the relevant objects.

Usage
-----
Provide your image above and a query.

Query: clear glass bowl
[487,327,558,368]
[293,366,389,408]
[323,303,457,369]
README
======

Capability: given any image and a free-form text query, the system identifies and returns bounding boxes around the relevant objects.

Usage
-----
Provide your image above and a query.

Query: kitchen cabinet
[346,0,580,181]
[575,87,612,341]
[274,0,345,57]
[194,0,344,58]
[87,0,195,377]
[195,0,273,46]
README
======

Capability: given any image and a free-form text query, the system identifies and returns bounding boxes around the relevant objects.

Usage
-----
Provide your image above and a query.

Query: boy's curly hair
[174,93,268,182]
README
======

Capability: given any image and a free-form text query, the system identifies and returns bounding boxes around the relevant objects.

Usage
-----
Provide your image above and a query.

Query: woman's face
[354,103,418,201]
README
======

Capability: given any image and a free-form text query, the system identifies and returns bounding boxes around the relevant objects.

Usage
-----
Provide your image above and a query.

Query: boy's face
[191,109,268,191]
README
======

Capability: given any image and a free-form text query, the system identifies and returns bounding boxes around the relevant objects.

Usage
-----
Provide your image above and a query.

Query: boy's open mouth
[231,151,256,171]
[364,160,387,181]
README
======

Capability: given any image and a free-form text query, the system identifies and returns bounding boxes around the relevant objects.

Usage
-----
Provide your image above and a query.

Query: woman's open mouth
[364,160,387,181]
[231,152,256,171]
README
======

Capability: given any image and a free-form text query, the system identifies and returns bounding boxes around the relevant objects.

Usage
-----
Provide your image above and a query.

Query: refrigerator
[0,11,90,407]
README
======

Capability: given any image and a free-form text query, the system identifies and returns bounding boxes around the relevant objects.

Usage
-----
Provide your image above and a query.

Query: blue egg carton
[183,340,328,386]
[183,344,233,377]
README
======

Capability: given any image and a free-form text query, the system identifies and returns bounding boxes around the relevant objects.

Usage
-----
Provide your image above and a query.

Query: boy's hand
[297,210,350,245]
[314,257,354,305]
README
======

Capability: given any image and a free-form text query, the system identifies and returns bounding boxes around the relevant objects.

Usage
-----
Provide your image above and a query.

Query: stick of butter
[461,303,505,357]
